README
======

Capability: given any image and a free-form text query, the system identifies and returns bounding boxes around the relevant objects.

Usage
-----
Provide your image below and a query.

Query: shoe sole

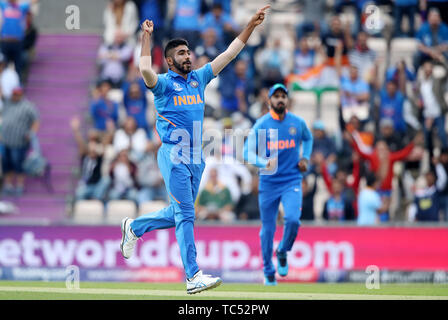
[187,279,223,295]
[120,218,130,259]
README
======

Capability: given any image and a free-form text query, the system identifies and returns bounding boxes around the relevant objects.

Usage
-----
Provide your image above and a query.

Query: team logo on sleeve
[173,82,183,92]
[190,81,199,88]
[289,126,297,136]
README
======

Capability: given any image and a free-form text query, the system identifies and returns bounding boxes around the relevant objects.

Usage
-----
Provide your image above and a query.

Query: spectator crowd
[0,0,39,201]
[71,0,448,225]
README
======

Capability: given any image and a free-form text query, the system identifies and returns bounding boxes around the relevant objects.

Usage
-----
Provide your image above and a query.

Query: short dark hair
[365,173,377,187]
[164,38,189,58]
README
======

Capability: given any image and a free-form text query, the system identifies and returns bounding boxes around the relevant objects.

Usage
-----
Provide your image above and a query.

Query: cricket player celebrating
[120,5,270,294]
[243,83,313,285]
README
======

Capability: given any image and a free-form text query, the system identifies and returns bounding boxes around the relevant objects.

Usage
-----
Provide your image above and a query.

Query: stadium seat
[72,200,104,224]
[105,200,137,224]
[320,91,340,134]
[138,200,168,216]
[390,38,419,67]
[367,37,387,60]
[290,91,317,125]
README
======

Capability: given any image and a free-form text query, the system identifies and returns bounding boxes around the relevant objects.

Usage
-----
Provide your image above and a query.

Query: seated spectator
[322,179,355,221]
[347,31,377,82]
[301,173,318,221]
[108,149,139,202]
[122,78,149,132]
[376,118,405,152]
[408,163,447,222]
[75,145,110,202]
[339,64,370,123]
[197,167,235,222]
[248,87,269,120]
[195,28,225,61]
[97,32,134,88]
[0,86,39,196]
[415,53,448,158]
[423,0,448,28]
[0,0,38,79]
[201,155,253,205]
[292,37,317,76]
[235,174,260,220]
[257,38,291,87]
[113,116,151,163]
[378,79,407,137]
[357,173,388,226]
[414,8,448,71]
[71,117,110,202]
[136,152,167,205]
[321,15,354,66]
[89,80,119,132]
[393,0,418,37]
[311,120,337,175]
[200,2,239,46]
[103,0,139,46]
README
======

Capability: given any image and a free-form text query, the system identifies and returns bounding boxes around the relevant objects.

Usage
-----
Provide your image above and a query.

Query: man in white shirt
[113,116,150,162]
[417,54,448,158]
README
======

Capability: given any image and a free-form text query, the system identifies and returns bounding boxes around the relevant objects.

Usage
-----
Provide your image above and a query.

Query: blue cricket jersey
[0,1,29,40]
[244,110,313,189]
[147,63,216,162]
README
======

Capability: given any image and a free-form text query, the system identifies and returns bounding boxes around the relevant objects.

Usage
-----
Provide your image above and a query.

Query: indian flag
[286,63,340,95]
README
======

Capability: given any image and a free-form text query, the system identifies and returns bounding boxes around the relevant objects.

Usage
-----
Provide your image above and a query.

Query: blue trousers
[131,144,205,279]
[259,181,303,277]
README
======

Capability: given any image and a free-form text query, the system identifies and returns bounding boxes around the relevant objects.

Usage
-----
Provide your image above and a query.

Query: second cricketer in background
[243,83,313,285]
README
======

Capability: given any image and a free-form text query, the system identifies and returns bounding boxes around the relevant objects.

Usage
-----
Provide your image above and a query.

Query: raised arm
[210,5,270,76]
[138,20,158,88]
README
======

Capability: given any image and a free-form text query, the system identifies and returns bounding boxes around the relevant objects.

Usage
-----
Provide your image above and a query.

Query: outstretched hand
[249,5,270,27]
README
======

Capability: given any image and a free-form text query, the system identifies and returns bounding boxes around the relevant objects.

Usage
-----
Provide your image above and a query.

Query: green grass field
[1,281,448,300]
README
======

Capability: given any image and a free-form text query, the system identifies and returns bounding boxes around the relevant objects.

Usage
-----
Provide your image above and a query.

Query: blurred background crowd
[2,0,448,226]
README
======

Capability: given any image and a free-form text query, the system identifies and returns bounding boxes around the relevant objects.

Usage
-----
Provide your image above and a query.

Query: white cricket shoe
[186,270,222,294]
[120,217,139,259]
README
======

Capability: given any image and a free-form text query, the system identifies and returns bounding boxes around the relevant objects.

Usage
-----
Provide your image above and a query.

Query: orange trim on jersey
[156,111,177,127]
[169,191,181,204]
[269,109,288,120]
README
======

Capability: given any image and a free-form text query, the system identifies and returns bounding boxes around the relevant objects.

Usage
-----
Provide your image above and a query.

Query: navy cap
[268,83,288,98]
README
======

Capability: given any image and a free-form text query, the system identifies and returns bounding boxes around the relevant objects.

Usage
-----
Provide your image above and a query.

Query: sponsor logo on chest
[173,94,204,106]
